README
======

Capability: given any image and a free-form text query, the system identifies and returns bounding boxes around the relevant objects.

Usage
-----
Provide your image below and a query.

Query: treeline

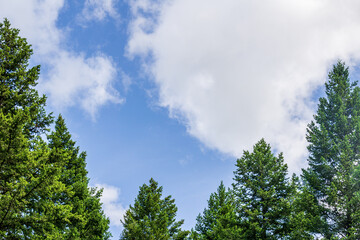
[119,56,360,238]
[2,18,360,240]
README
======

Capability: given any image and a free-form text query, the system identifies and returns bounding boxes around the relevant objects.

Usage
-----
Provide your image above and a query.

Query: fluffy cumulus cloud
[0,0,122,117]
[127,0,360,172]
[42,52,122,116]
[79,0,120,23]
[95,183,127,227]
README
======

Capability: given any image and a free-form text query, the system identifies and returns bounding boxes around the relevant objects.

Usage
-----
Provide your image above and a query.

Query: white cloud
[95,183,127,227]
[80,0,120,23]
[0,0,122,117]
[42,51,123,117]
[127,0,360,172]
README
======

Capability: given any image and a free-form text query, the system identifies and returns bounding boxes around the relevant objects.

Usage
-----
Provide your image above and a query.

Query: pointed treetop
[120,178,189,239]
[48,114,75,150]
[0,18,52,136]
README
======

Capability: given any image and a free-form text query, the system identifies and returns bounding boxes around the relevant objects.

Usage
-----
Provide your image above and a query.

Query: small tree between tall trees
[120,178,189,240]
[191,181,242,239]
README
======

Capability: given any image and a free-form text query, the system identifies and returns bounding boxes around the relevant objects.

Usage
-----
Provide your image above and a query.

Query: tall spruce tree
[0,18,72,239]
[120,178,189,240]
[302,61,360,239]
[0,18,52,137]
[0,18,110,239]
[47,115,111,239]
[191,181,242,240]
[232,139,293,239]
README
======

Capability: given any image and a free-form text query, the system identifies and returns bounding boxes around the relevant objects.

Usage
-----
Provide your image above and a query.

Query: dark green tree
[233,139,293,239]
[47,115,111,239]
[0,18,110,239]
[120,178,189,240]
[287,176,320,240]
[302,61,360,239]
[0,18,52,137]
[191,181,242,240]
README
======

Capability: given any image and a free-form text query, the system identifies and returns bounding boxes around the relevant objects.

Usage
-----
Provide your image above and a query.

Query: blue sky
[2,0,360,238]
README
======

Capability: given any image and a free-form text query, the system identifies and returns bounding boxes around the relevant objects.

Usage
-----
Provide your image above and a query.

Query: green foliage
[233,139,293,239]
[0,18,71,239]
[120,178,189,240]
[0,109,69,239]
[191,181,242,240]
[0,18,110,239]
[6,14,360,240]
[47,115,111,239]
[303,61,360,239]
[0,18,52,137]
[287,176,320,240]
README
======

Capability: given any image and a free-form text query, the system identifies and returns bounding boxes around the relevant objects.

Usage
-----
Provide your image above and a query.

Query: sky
[2,0,360,238]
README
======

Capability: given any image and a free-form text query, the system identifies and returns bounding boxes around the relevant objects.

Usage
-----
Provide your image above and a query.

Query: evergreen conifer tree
[0,18,110,239]
[287,176,321,240]
[47,115,111,239]
[0,18,72,239]
[233,139,293,239]
[0,18,52,137]
[120,178,189,240]
[192,181,242,239]
[302,61,360,239]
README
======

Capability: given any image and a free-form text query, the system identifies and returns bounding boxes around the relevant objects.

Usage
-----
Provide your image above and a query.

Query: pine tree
[191,181,242,240]
[47,115,111,239]
[0,18,52,137]
[0,110,73,239]
[287,176,320,240]
[0,18,72,239]
[302,61,360,239]
[120,178,189,240]
[0,18,110,239]
[232,139,293,239]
